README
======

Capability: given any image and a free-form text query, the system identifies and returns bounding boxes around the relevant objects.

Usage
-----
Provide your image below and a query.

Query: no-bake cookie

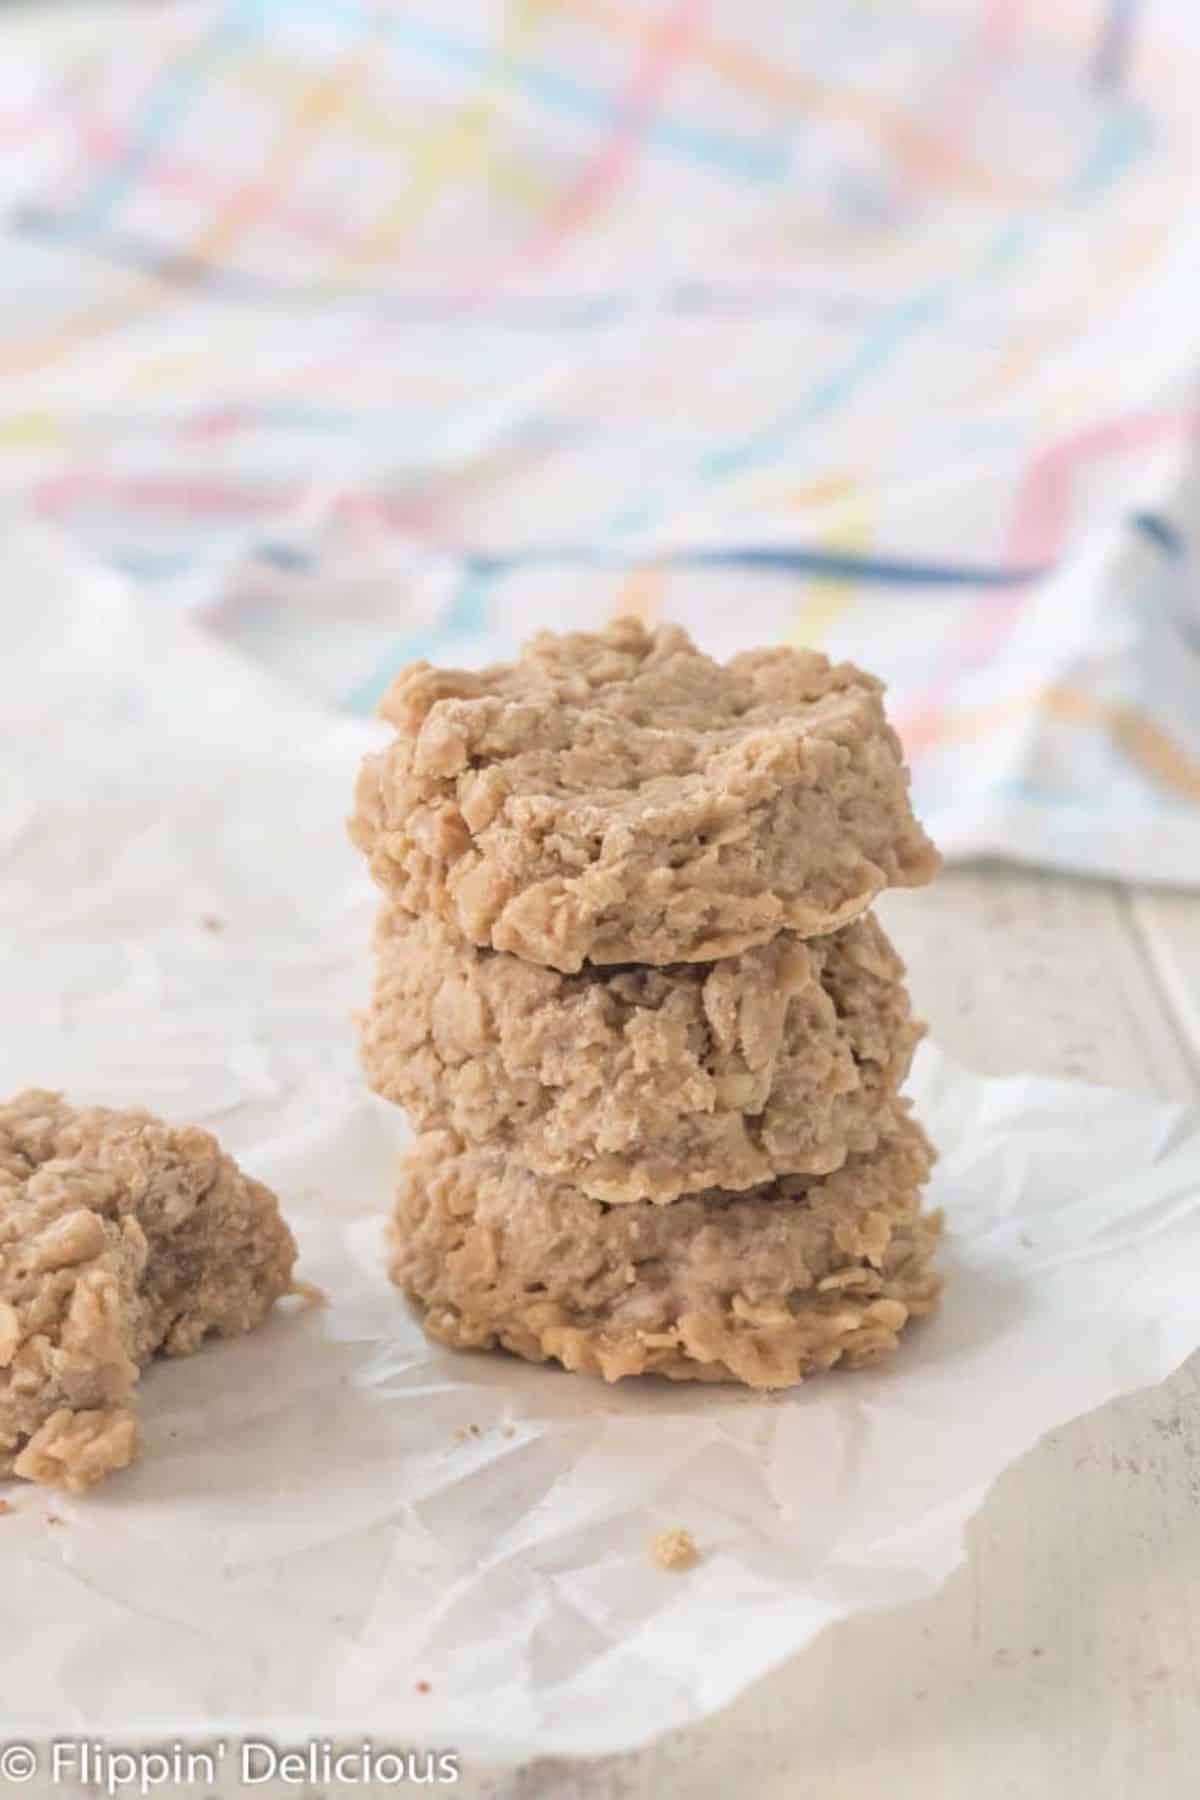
[0,1090,296,1490]
[350,618,940,972]
[362,908,920,1202]
[390,1111,942,1389]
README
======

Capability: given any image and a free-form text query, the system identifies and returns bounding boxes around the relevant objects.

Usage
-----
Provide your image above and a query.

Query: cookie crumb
[288,1279,327,1309]
[653,1528,699,1571]
[200,914,225,933]
[468,1423,481,1437]
[502,1424,516,1439]
[46,1514,63,1526]
[0,1499,12,1516]
[416,1681,431,1695]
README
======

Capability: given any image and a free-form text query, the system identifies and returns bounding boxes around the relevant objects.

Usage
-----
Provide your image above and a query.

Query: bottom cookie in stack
[390,1108,942,1390]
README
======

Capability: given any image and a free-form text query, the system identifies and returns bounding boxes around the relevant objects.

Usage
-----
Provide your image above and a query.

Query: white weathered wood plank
[879,866,1200,1099]
[1128,888,1200,1088]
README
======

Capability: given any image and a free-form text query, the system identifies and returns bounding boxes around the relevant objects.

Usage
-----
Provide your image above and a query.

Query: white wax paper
[3,521,1199,1761]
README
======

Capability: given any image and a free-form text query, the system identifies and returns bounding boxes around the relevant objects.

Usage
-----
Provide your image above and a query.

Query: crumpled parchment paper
[3,522,1199,1761]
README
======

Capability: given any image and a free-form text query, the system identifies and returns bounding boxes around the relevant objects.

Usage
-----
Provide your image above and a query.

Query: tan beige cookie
[390,1112,942,1390]
[0,1090,297,1490]
[350,618,939,972]
[363,908,921,1203]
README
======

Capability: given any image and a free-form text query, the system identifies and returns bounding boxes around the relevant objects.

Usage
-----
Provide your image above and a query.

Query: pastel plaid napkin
[3,0,1198,882]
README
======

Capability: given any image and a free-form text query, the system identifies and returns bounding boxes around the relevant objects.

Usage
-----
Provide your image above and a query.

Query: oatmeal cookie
[0,1090,297,1490]
[350,618,939,972]
[390,1111,942,1390]
[363,908,920,1202]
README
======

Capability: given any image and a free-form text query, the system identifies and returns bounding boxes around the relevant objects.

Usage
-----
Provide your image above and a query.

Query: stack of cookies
[350,619,943,1390]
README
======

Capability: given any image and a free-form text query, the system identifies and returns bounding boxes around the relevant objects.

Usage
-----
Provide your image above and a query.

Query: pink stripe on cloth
[67,116,354,247]
[32,467,441,531]
[965,408,1200,663]
[1005,410,1200,568]
[936,0,1030,153]
[0,108,47,146]
[898,408,1200,753]
[511,0,707,274]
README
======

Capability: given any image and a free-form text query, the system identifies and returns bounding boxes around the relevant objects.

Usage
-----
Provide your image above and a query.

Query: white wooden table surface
[8,13,1200,1797]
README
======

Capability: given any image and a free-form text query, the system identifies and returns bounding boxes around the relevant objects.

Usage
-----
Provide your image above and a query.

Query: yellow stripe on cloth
[907,685,1200,805]
[787,476,871,649]
[326,0,550,284]
[231,44,556,215]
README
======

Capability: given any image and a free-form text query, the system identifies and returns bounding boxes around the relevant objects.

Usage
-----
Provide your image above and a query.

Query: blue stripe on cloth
[288,0,788,181]
[1092,0,1141,91]
[465,545,1045,585]
[1130,514,1200,655]
[113,551,195,577]
[1131,512,1183,558]
[68,0,266,235]
[1068,105,1149,199]
[112,540,1050,597]
[112,542,1046,588]
[104,511,1170,598]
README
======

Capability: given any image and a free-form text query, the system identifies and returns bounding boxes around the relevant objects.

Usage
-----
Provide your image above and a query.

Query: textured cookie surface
[0,1090,297,1490]
[390,1112,942,1390]
[363,908,920,1202]
[350,618,939,971]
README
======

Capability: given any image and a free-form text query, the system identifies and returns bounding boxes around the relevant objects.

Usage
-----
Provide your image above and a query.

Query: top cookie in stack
[351,618,939,973]
[351,619,943,1389]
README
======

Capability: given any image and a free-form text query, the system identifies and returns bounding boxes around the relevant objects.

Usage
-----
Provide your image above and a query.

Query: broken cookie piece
[350,617,940,972]
[653,1528,699,1571]
[363,908,921,1202]
[390,1110,942,1390]
[0,1090,297,1491]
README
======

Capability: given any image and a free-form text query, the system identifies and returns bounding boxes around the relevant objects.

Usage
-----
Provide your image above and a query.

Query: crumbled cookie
[653,1528,699,1571]
[362,908,920,1202]
[389,1111,942,1389]
[350,618,939,972]
[0,1091,297,1490]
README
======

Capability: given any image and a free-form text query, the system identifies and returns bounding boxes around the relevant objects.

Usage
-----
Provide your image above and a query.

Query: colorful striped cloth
[2,0,1199,884]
